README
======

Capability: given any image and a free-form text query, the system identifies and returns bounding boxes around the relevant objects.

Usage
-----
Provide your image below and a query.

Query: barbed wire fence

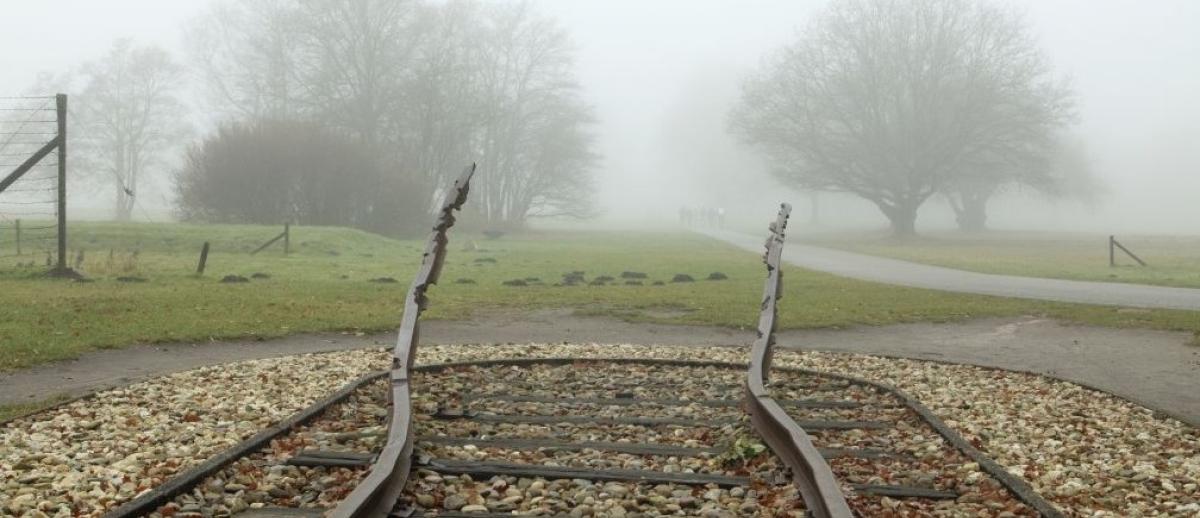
[0,94,69,274]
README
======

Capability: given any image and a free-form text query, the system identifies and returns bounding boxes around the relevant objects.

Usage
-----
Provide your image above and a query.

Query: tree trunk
[948,188,992,233]
[955,195,988,232]
[115,184,133,221]
[809,191,820,224]
[878,202,919,238]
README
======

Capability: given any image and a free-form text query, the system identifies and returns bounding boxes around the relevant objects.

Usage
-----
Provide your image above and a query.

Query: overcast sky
[3,0,1198,231]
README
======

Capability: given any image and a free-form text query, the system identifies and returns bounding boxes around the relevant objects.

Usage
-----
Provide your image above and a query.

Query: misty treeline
[33,0,596,235]
[181,0,595,234]
[26,41,189,222]
[731,0,1099,236]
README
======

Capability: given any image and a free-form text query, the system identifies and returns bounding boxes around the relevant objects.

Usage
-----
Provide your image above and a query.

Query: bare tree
[512,94,598,220]
[391,1,485,210]
[180,0,596,232]
[187,0,418,140]
[1037,136,1104,203]
[731,0,1074,236]
[295,0,419,151]
[185,0,307,120]
[943,134,1103,231]
[76,39,189,221]
[470,1,597,227]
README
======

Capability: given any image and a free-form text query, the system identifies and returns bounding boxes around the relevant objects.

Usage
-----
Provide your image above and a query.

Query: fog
[3,0,1199,235]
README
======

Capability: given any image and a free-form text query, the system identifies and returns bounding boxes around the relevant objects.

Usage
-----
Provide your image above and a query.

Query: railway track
[102,171,1064,517]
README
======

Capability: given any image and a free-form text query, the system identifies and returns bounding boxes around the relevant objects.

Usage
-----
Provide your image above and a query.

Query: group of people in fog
[679,206,726,229]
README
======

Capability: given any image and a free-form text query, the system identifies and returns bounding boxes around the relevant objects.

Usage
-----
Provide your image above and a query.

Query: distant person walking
[679,206,695,227]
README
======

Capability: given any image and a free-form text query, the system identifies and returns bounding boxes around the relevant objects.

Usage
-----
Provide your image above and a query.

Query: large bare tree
[470,2,597,226]
[731,0,1074,236]
[77,39,188,221]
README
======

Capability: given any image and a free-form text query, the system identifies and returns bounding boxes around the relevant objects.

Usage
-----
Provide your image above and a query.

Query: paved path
[702,229,1200,310]
[3,311,1196,426]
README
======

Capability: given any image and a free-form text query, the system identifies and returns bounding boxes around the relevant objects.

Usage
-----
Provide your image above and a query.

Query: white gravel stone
[3,342,1195,517]
[0,352,381,517]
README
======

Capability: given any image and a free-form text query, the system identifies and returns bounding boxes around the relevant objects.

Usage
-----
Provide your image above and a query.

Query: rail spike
[331,163,477,518]
[744,203,854,518]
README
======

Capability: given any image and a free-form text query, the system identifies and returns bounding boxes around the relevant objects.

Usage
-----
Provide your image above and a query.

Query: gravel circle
[768,370,1035,516]
[0,353,379,517]
[2,342,1196,517]
[404,361,803,516]
[778,353,1200,517]
[148,379,390,517]
[152,360,806,517]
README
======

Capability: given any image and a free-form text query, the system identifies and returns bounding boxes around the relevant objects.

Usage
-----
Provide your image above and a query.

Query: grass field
[1,222,1199,374]
[807,231,1200,289]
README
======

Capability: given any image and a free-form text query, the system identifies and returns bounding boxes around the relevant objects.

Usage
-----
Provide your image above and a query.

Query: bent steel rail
[743,203,854,518]
[330,164,476,518]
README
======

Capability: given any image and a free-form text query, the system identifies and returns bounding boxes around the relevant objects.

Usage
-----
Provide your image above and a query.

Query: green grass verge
[0,394,72,423]
[1,222,1198,372]
[807,231,1200,289]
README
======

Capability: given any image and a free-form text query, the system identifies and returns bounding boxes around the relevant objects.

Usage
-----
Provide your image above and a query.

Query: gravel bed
[417,420,725,447]
[148,379,389,517]
[416,363,748,402]
[3,341,1196,516]
[399,469,803,517]
[0,353,380,517]
[777,352,1200,517]
[767,381,887,403]
[158,356,806,516]
[410,343,1198,516]
[768,371,1036,516]
[463,399,744,420]
[406,361,803,515]
[418,443,724,473]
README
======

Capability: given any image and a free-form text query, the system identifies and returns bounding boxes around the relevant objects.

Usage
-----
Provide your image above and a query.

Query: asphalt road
[702,229,1200,310]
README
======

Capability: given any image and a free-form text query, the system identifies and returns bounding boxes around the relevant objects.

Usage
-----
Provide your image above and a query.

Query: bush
[174,120,431,236]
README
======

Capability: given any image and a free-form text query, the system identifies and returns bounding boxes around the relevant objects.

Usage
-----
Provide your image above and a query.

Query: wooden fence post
[1109,235,1115,267]
[55,94,67,273]
[196,241,210,275]
[284,223,290,255]
[14,219,20,256]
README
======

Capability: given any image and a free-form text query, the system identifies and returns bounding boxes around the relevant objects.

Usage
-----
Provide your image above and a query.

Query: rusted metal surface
[743,203,854,518]
[329,163,476,518]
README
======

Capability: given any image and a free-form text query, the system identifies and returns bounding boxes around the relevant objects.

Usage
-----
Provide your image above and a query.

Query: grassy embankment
[2,222,1199,378]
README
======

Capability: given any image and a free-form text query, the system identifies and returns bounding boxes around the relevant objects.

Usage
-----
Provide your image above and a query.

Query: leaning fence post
[250,228,286,255]
[196,241,210,275]
[1113,237,1148,267]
